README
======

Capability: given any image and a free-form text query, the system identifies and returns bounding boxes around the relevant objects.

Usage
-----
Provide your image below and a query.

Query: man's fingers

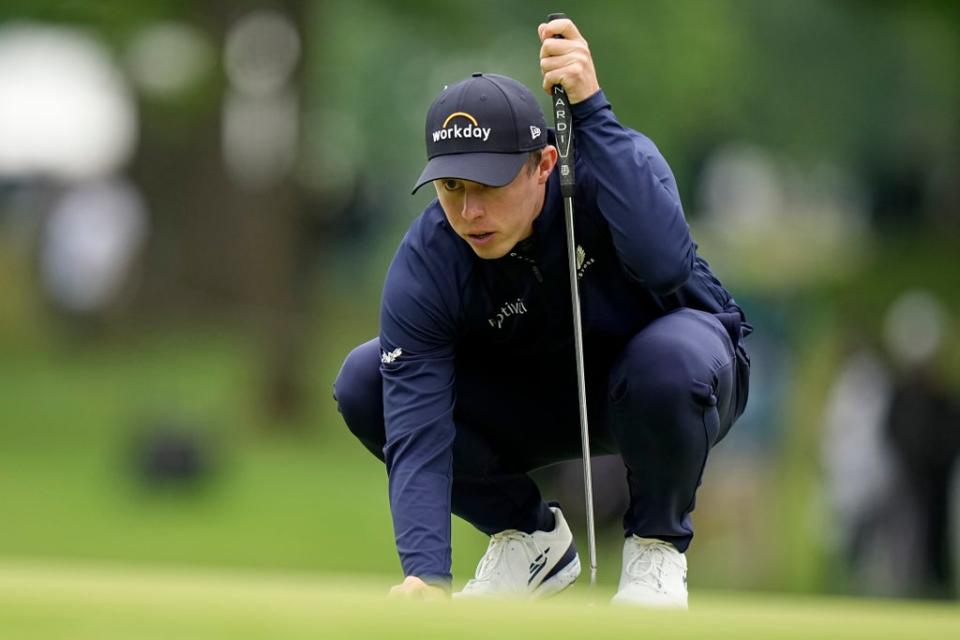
[537,17,584,43]
[387,576,449,601]
[542,61,586,88]
[539,36,584,58]
[538,18,597,102]
[540,50,589,74]
[540,37,598,103]
[542,68,568,95]
[388,576,421,599]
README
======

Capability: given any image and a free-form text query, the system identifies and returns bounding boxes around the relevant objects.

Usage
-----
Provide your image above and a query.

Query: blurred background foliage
[0,0,958,599]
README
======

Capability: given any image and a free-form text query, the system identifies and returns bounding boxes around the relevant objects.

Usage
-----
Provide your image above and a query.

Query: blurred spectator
[823,291,960,598]
[822,344,901,596]
[883,292,960,598]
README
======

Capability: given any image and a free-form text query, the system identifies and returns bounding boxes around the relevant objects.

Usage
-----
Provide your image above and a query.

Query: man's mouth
[466,232,495,245]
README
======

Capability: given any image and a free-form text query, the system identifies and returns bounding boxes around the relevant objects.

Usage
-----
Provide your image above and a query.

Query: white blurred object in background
[695,143,869,289]
[40,179,149,315]
[883,289,947,369]
[126,21,214,99]
[821,350,896,552]
[221,9,300,191]
[0,24,136,181]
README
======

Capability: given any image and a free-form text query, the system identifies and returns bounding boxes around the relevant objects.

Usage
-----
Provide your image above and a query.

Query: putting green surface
[1,560,958,640]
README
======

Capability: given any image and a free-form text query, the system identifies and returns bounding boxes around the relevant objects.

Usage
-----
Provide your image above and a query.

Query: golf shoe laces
[468,530,545,587]
[622,538,685,592]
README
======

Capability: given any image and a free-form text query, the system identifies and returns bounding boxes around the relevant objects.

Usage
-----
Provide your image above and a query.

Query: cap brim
[411,152,528,194]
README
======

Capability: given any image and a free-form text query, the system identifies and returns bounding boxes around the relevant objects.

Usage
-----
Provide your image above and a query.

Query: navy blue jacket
[379,90,745,582]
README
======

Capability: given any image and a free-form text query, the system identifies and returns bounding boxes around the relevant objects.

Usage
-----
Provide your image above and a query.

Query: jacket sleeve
[571,90,695,294]
[379,237,458,585]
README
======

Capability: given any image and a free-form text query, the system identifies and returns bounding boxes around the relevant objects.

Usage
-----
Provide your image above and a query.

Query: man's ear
[539,146,559,183]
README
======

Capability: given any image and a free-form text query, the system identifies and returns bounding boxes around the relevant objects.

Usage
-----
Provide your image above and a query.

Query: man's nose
[461,192,484,220]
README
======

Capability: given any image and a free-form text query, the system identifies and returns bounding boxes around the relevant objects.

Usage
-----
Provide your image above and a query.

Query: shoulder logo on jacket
[380,347,402,364]
[576,245,595,279]
[488,297,528,330]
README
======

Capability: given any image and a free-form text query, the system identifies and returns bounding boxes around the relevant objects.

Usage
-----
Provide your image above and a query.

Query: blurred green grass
[0,323,429,577]
[1,561,958,640]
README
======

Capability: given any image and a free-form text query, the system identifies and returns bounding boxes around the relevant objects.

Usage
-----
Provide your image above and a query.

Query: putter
[546,11,598,588]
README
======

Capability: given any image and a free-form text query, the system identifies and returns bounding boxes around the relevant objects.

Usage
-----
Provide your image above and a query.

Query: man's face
[434,148,557,259]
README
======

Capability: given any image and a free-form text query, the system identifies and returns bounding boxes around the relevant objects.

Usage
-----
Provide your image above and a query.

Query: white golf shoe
[611,536,688,608]
[454,506,580,599]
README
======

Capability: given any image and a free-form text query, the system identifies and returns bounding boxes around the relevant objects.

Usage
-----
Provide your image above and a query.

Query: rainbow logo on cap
[442,112,479,127]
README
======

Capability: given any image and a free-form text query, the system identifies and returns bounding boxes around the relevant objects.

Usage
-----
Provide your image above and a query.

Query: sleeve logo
[380,347,403,364]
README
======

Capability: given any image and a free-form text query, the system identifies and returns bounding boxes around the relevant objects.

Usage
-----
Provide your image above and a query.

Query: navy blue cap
[412,73,548,194]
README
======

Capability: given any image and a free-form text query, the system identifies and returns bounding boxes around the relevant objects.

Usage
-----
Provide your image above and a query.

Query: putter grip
[546,13,575,198]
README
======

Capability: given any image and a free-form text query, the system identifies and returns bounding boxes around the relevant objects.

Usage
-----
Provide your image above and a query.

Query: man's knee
[611,329,706,415]
[609,311,734,445]
[334,338,385,452]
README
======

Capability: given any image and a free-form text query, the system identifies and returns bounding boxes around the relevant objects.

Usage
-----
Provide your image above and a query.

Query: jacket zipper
[508,251,543,284]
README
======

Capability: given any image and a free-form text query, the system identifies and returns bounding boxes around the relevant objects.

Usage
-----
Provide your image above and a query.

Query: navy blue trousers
[334,308,749,552]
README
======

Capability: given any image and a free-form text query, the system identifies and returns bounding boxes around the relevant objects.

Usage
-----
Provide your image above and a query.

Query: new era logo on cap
[412,73,548,193]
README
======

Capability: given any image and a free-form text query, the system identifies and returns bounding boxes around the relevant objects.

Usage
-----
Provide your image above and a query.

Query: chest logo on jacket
[488,297,528,329]
[576,245,595,279]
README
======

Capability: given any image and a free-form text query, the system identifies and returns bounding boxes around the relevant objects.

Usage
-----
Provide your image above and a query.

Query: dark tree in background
[129,0,316,423]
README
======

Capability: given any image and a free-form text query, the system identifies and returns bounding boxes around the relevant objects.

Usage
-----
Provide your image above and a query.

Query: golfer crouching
[334,16,751,607]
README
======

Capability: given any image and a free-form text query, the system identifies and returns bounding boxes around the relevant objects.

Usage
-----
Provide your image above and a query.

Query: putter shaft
[563,196,598,588]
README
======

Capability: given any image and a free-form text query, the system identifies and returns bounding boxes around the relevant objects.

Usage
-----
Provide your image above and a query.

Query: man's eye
[442,180,461,191]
